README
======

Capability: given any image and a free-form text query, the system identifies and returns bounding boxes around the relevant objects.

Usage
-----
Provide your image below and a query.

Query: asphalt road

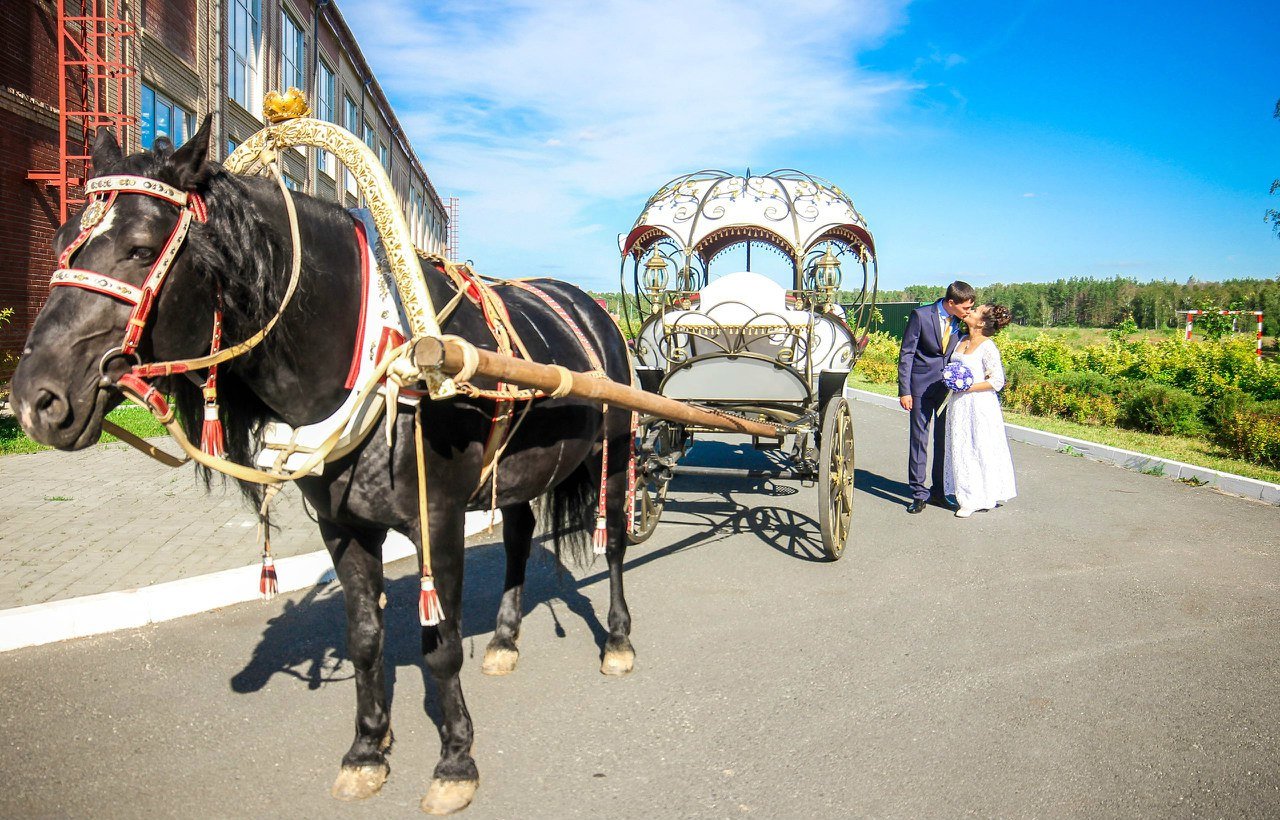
[1,401,1277,818]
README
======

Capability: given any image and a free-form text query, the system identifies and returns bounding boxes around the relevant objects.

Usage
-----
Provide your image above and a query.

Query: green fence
[870,301,922,341]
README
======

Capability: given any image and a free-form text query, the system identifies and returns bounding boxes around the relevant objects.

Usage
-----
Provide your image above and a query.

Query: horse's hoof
[420,778,478,815]
[331,763,389,801]
[481,647,519,676]
[600,648,635,676]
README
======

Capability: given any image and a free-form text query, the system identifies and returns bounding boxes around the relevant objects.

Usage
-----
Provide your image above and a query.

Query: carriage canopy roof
[619,169,876,263]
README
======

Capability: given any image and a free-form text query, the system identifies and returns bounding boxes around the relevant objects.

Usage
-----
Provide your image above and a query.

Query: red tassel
[200,402,225,457]
[259,554,278,599]
[419,576,444,626]
[592,516,608,555]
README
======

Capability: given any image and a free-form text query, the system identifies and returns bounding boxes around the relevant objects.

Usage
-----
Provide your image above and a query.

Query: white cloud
[340,0,914,285]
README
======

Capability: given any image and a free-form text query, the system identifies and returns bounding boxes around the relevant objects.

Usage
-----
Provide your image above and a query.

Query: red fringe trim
[419,576,445,626]
[200,404,225,457]
[259,555,278,599]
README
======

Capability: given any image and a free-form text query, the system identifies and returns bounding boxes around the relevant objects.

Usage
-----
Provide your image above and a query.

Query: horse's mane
[114,146,347,508]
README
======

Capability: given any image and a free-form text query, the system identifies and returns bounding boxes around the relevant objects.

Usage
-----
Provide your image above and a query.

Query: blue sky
[341,0,1280,291]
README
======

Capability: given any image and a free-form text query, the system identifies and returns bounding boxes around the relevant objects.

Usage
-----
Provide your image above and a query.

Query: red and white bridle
[50,174,212,417]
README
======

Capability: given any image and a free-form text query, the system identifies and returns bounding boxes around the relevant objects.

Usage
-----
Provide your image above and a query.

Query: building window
[378,141,389,171]
[227,0,262,112]
[315,59,335,176]
[140,84,194,149]
[227,138,239,159]
[363,120,377,152]
[344,94,359,195]
[280,9,305,92]
[344,94,359,134]
[283,174,300,190]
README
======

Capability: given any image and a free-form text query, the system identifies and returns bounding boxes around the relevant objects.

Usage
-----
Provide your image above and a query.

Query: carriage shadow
[646,438,879,562]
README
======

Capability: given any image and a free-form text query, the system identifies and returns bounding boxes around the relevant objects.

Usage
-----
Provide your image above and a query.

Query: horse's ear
[167,114,213,189]
[90,127,123,176]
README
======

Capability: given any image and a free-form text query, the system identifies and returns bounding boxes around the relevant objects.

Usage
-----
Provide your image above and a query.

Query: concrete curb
[0,510,501,653]
[843,386,1280,506]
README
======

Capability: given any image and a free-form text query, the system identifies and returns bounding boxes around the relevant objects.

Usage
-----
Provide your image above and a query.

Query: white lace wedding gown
[944,339,1017,510]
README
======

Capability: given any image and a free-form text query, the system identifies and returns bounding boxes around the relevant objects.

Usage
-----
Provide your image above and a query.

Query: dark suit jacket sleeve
[898,307,922,397]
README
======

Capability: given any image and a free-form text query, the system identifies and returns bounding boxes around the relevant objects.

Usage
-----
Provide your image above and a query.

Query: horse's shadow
[229,440,907,720]
[229,539,601,701]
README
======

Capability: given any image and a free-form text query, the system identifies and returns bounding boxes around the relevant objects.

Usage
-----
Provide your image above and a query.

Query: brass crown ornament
[263,88,312,123]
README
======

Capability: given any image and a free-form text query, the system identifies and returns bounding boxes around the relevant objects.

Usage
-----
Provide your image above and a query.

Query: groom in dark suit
[898,281,976,514]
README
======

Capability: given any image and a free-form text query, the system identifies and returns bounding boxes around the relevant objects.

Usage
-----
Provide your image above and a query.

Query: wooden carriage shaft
[412,337,786,438]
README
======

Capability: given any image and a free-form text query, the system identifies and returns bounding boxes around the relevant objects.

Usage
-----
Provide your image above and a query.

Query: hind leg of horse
[420,510,479,815]
[601,419,635,676]
[482,501,534,676]
[321,519,394,801]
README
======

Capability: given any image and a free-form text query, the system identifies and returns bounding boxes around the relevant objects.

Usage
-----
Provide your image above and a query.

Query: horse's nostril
[34,388,71,426]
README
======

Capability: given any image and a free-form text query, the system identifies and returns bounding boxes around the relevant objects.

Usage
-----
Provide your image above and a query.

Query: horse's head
[11,116,219,449]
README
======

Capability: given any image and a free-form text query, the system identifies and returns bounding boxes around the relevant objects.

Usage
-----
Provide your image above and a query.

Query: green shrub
[1052,369,1120,398]
[0,306,17,402]
[1216,407,1280,468]
[856,357,898,384]
[853,331,900,384]
[1121,383,1205,436]
[1020,333,1075,373]
[1003,376,1119,425]
[1203,387,1253,436]
[1002,358,1044,392]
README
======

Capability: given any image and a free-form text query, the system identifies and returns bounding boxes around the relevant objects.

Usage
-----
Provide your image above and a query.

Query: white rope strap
[548,365,574,399]
[441,334,481,384]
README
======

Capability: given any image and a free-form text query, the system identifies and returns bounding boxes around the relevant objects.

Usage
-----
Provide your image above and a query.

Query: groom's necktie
[941,315,953,350]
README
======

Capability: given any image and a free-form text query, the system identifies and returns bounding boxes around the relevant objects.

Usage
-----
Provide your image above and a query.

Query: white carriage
[620,169,878,558]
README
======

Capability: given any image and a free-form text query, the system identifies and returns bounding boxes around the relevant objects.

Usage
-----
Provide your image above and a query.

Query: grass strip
[0,404,167,456]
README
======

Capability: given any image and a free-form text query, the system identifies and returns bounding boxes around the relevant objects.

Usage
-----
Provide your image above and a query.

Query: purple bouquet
[942,361,975,392]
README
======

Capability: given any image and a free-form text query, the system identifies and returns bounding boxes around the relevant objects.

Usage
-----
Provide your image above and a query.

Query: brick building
[1,0,449,376]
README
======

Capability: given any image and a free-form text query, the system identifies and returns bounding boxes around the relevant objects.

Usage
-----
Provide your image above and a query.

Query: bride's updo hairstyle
[980,303,1013,335]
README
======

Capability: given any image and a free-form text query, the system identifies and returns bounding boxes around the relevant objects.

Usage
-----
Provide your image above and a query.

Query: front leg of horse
[482,502,534,676]
[321,520,395,801]
[421,515,479,815]
[601,430,635,676]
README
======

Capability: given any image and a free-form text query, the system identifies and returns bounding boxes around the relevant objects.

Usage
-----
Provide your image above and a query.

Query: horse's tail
[543,460,595,569]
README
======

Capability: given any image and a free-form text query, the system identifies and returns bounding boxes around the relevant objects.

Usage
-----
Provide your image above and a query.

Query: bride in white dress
[944,303,1017,518]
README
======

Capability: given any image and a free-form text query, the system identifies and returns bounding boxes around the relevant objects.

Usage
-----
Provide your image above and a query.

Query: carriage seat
[695,271,810,325]
[656,271,815,403]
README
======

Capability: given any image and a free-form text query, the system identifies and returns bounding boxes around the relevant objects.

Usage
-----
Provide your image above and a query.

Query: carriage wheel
[818,396,855,560]
[626,423,672,545]
[627,468,667,545]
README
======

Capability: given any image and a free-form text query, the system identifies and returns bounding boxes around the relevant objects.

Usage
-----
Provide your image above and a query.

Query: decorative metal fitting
[263,87,312,123]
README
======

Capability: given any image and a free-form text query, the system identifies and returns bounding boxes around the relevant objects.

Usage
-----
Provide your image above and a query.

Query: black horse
[10,117,635,814]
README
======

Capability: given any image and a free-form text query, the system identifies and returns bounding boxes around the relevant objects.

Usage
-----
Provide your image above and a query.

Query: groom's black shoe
[906,499,928,514]
[928,494,959,511]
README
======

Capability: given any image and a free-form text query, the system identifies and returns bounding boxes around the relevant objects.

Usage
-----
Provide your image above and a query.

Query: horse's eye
[129,246,156,262]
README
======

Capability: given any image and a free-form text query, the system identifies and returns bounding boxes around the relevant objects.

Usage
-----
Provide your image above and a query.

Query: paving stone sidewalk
[0,439,322,608]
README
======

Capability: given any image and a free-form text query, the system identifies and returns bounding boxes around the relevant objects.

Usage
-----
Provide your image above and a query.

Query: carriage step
[751,435,782,450]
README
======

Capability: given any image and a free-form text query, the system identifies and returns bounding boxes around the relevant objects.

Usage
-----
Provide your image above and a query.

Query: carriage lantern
[642,250,669,301]
[814,247,842,309]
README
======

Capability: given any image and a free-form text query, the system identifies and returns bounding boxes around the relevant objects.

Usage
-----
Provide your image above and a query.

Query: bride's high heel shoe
[955,507,975,518]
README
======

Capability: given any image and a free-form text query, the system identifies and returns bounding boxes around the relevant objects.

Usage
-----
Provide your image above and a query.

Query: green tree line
[876,276,1280,335]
